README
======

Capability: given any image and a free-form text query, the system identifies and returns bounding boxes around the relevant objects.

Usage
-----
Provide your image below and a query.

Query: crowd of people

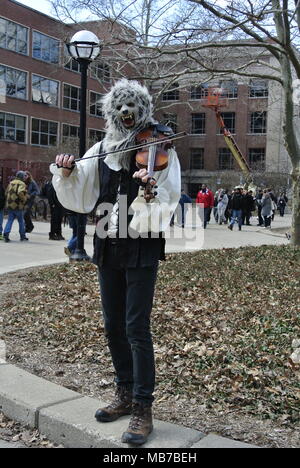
[171,183,288,231]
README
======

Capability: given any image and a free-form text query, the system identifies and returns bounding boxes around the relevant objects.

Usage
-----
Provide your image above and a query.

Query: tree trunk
[291,164,300,246]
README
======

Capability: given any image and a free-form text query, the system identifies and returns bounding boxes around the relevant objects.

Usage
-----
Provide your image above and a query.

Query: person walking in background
[3,171,29,242]
[255,189,264,227]
[268,188,277,221]
[24,171,40,233]
[178,189,192,228]
[228,186,244,231]
[196,184,214,229]
[0,175,5,240]
[261,189,273,229]
[242,190,255,225]
[64,210,88,256]
[277,192,288,217]
[41,180,65,240]
[217,189,228,225]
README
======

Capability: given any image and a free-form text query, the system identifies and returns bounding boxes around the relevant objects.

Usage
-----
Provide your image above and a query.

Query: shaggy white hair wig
[101,79,155,169]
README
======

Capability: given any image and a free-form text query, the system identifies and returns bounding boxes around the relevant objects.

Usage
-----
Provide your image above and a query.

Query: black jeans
[98,241,158,406]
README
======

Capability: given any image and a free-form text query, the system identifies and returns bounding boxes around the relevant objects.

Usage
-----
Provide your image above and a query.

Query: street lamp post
[66,30,102,262]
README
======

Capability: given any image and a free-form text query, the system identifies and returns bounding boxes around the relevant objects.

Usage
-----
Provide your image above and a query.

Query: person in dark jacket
[24,171,40,233]
[0,175,6,240]
[277,193,288,217]
[255,189,264,226]
[242,190,255,225]
[228,187,244,231]
[41,180,65,240]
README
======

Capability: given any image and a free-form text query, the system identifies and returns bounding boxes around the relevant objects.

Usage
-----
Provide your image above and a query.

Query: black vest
[92,150,165,268]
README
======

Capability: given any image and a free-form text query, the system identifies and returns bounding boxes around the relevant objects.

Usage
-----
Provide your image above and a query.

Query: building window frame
[190,148,204,169]
[0,111,27,143]
[191,113,206,134]
[250,111,267,134]
[31,117,58,147]
[90,60,111,83]
[249,79,268,98]
[0,16,28,55]
[32,30,60,65]
[63,83,81,112]
[190,84,209,100]
[32,74,59,107]
[248,148,266,171]
[218,147,235,170]
[89,91,103,118]
[0,63,27,100]
[162,113,177,134]
[88,128,106,146]
[218,112,236,134]
[219,79,238,99]
[162,82,180,101]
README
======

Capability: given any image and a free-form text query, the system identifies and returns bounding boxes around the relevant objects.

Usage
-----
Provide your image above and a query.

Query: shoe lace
[107,387,131,410]
[128,403,150,431]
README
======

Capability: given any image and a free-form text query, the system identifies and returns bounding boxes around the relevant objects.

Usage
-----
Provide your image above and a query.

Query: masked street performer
[50,79,181,445]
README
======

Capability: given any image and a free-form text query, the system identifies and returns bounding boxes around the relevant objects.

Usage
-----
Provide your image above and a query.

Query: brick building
[0,0,291,194]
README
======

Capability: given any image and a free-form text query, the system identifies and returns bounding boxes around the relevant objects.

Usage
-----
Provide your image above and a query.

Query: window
[0,65,27,100]
[0,18,28,55]
[162,82,179,101]
[190,148,204,169]
[190,84,208,100]
[249,79,268,98]
[250,111,267,134]
[249,148,266,171]
[32,75,59,106]
[91,61,111,83]
[218,148,234,170]
[62,124,79,142]
[191,113,206,134]
[32,31,59,64]
[90,91,103,117]
[162,113,177,133]
[218,112,235,133]
[63,84,80,112]
[89,129,105,145]
[220,80,238,98]
[31,118,58,146]
[0,112,26,142]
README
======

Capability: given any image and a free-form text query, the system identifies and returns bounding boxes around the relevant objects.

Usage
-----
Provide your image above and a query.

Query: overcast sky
[16,0,56,17]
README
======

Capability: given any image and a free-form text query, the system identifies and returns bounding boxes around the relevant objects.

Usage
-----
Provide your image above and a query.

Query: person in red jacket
[196,184,214,229]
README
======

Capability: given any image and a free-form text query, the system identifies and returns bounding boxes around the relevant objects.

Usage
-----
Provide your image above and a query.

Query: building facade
[0,0,292,195]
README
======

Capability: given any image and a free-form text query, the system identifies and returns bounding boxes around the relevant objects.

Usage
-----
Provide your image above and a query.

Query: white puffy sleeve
[129,147,181,233]
[50,143,101,214]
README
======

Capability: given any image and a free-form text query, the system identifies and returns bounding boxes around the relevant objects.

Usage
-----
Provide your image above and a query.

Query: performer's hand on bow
[132,169,156,186]
[55,154,75,177]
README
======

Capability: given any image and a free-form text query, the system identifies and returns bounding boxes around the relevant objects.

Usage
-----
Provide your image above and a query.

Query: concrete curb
[0,363,259,448]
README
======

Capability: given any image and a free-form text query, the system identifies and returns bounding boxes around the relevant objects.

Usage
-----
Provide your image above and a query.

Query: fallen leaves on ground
[0,244,299,447]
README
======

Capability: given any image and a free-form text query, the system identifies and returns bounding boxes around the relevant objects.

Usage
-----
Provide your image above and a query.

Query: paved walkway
[0,213,291,449]
[0,214,291,275]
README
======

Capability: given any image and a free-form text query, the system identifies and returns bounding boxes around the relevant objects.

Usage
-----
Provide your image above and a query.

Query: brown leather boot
[95,386,132,422]
[121,402,153,445]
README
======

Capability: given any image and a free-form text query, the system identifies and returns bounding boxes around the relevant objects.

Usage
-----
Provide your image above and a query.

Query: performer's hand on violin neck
[133,169,156,185]
[56,153,75,177]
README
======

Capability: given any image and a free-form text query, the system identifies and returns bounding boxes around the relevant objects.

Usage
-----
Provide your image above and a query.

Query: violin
[135,125,173,203]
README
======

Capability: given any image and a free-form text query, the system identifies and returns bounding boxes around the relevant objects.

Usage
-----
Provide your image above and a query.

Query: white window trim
[31,72,60,108]
[30,117,59,147]
[0,15,29,56]
[62,81,81,113]
[0,111,28,144]
[32,29,60,65]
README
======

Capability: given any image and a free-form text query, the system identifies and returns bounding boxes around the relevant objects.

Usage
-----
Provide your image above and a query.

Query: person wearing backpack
[0,175,6,240]
[3,171,29,242]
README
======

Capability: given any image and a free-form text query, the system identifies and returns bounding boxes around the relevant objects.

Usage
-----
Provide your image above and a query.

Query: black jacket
[229,193,245,210]
[0,183,6,210]
[92,154,165,268]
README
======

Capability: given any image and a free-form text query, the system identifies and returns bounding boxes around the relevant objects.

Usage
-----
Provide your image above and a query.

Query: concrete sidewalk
[0,214,291,275]
[0,363,258,449]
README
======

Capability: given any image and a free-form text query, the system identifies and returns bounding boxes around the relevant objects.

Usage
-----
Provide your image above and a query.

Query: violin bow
[50,131,187,168]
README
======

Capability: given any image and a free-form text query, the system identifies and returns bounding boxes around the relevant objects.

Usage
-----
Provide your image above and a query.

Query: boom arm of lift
[216,111,255,190]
